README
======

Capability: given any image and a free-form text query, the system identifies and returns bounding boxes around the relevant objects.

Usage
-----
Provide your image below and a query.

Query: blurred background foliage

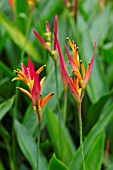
[0,0,113,170]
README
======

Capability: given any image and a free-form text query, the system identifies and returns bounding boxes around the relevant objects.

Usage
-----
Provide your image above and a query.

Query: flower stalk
[13,57,54,169]
[63,89,67,125]
[34,107,42,170]
[77,104,85,170]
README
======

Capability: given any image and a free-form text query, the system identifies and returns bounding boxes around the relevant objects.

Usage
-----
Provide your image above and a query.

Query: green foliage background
[0,0,113,169]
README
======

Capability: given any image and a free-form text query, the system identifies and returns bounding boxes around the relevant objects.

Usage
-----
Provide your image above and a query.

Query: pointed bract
[46,21,50,33]
[13,57,54,114]
[56,35,81,104]
[28,57,35,80]
[83,56,94,89]
[54,15,58,50]
[33,30,49,50]
[31,73,41,107]
[56,36,95,104]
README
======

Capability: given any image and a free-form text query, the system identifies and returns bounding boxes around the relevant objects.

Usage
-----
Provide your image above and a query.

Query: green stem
[63,89,67,125]
[35,107,42,170]
[77,104,85,170]
[54,61,62,159]
[37,123,41,170]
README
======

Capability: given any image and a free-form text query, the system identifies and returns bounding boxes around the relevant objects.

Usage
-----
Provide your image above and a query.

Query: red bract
[56,36,81,104]
[56,36,96,104]
[13,57,54,111]
[33,15,58,58]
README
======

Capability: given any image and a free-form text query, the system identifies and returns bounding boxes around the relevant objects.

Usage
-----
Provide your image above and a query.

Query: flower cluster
[33,15,58,61]
[56,36,96,105]
[13,57,54,124]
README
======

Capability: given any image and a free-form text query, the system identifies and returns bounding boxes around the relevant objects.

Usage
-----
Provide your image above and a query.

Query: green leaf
[0,95,15,120]
[107,62,113,86]
[23,104,38,137]
[38,0,63,23]
[69,104,113,170]
[14,119,48,170]
[85,131,105,170]
[101,42,113,64]
[46,108,76,165]
[0,61,14,79]
[0,12,41,63]
[49,154,69,170]
[85,90,113,134]
[89,7,110,46]
[15,0,30,33]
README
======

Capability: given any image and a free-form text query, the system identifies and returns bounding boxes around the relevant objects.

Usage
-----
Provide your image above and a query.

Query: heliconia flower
[12,57,54,113]
[33,15,58,59]
[56,35,96,104]
[55,35,81,104]
[66,38,96,90]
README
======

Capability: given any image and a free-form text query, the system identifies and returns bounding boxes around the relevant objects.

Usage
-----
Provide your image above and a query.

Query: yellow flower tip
[51,92,55,96]
[14,70,17,73]
[51,50,56,57]
[66,37,69,41]
[46,42,51,47]
[80,60,82,64]
[44,64,46,68]
[44,32,51,38]
[78,88,82,97]
[12,78,15,81]
[76,47,78,51]
[33,106,36,111]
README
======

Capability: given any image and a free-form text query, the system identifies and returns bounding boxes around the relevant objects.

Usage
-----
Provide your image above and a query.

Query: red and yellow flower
[56,35,96,105]
[33,15,58,61]
[13,57,54,123]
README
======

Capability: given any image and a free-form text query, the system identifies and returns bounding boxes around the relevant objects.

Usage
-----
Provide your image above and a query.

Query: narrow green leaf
[85,131,105,170]
[15,0,30,33]
[14,119,48,170]
[69,104,113,170]
[0,95,15,120]
[38,0,63,23]
[23,104,38,137]
[0,61,14,79]
[101,42,113,64]
[49,154,69,170]
[46,108,76,165]
[89,7,110,46]
[0,12,41,63]
[85,90,113,134]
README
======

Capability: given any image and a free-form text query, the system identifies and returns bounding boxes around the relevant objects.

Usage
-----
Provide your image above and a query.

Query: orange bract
[13,57,54,111]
